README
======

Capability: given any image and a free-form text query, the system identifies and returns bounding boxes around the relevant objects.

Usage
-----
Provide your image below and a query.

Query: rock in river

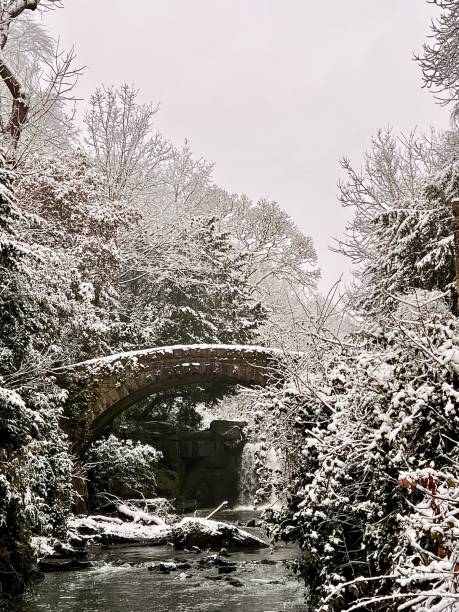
[172,517,268,550]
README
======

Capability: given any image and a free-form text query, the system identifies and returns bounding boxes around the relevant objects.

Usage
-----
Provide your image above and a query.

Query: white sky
[45,0,448,292]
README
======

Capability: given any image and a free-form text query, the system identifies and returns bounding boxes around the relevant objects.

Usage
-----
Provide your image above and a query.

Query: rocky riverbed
[7,508,307,612]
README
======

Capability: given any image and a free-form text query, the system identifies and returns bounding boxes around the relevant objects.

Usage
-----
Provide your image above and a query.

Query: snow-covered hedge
[257,295,459,610]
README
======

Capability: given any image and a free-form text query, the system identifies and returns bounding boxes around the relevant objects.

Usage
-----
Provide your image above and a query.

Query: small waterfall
[237,442,261,507]
[237,442,282,508]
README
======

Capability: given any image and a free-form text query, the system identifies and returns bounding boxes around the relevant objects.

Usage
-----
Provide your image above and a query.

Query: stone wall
[131,419,247,508]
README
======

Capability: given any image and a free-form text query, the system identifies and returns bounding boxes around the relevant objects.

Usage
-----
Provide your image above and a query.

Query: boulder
[172,517,268,550]
[226,577,244,587]
[209,419,247,441]
[69,515,172,545]
[38,559,92,572]
[218,565,237,574]
[52,541,88,559]
[159,562,177,573]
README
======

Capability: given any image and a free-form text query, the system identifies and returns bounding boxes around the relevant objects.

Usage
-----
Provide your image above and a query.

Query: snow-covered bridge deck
[58,344,285,439]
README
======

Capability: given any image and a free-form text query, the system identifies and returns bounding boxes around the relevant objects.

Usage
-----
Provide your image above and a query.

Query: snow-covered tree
[118,216,268,349]
[0,149,73,594]
[84,84,318,343]
[16,150,136,287]
[208,194,319,293]
[147,140,214,218]
[214,195,319,345]
[416,0,459,107]
[14,150,137,361]
[84,84,170,205]
[336,128,459,315]
[0,2,80,156]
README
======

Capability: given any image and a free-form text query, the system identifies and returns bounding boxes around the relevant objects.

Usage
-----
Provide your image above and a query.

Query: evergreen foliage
[337,129,459,316]
[124,217,267,347]
[0,151,73,594]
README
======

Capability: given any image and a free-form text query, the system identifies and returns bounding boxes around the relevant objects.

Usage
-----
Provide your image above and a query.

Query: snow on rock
[67,507,267,551]
[117,504,168,526]
[172,517,268,550]
[69,515,172,545]
[31,535,92,573]
[31,536,55,560]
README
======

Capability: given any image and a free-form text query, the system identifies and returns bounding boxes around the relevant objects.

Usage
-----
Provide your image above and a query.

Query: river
[8,509,307,612]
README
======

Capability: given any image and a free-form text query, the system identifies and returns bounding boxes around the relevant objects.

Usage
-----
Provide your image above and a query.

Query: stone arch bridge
[56,344,287,445]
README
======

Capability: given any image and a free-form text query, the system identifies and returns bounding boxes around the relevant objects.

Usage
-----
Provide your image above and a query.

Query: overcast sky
[46,1,448,292]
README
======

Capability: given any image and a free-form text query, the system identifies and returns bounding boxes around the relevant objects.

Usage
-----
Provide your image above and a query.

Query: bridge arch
[58,344,282,442]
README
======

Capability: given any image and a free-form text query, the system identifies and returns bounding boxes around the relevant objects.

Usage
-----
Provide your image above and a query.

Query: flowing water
[237,442,261,506]
[237,442,282,508]
[8,509,307,612]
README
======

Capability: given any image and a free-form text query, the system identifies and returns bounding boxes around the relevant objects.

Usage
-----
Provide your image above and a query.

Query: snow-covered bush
[0,388,74,592]
[393,467,459,611]
[0,388,37,449]
[257,296,459,610]
[86,435,162,499]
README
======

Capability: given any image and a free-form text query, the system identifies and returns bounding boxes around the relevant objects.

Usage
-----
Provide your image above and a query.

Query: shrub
[86,435,162,500]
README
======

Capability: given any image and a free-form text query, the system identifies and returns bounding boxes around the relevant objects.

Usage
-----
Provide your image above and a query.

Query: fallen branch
[205,501,228,520]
